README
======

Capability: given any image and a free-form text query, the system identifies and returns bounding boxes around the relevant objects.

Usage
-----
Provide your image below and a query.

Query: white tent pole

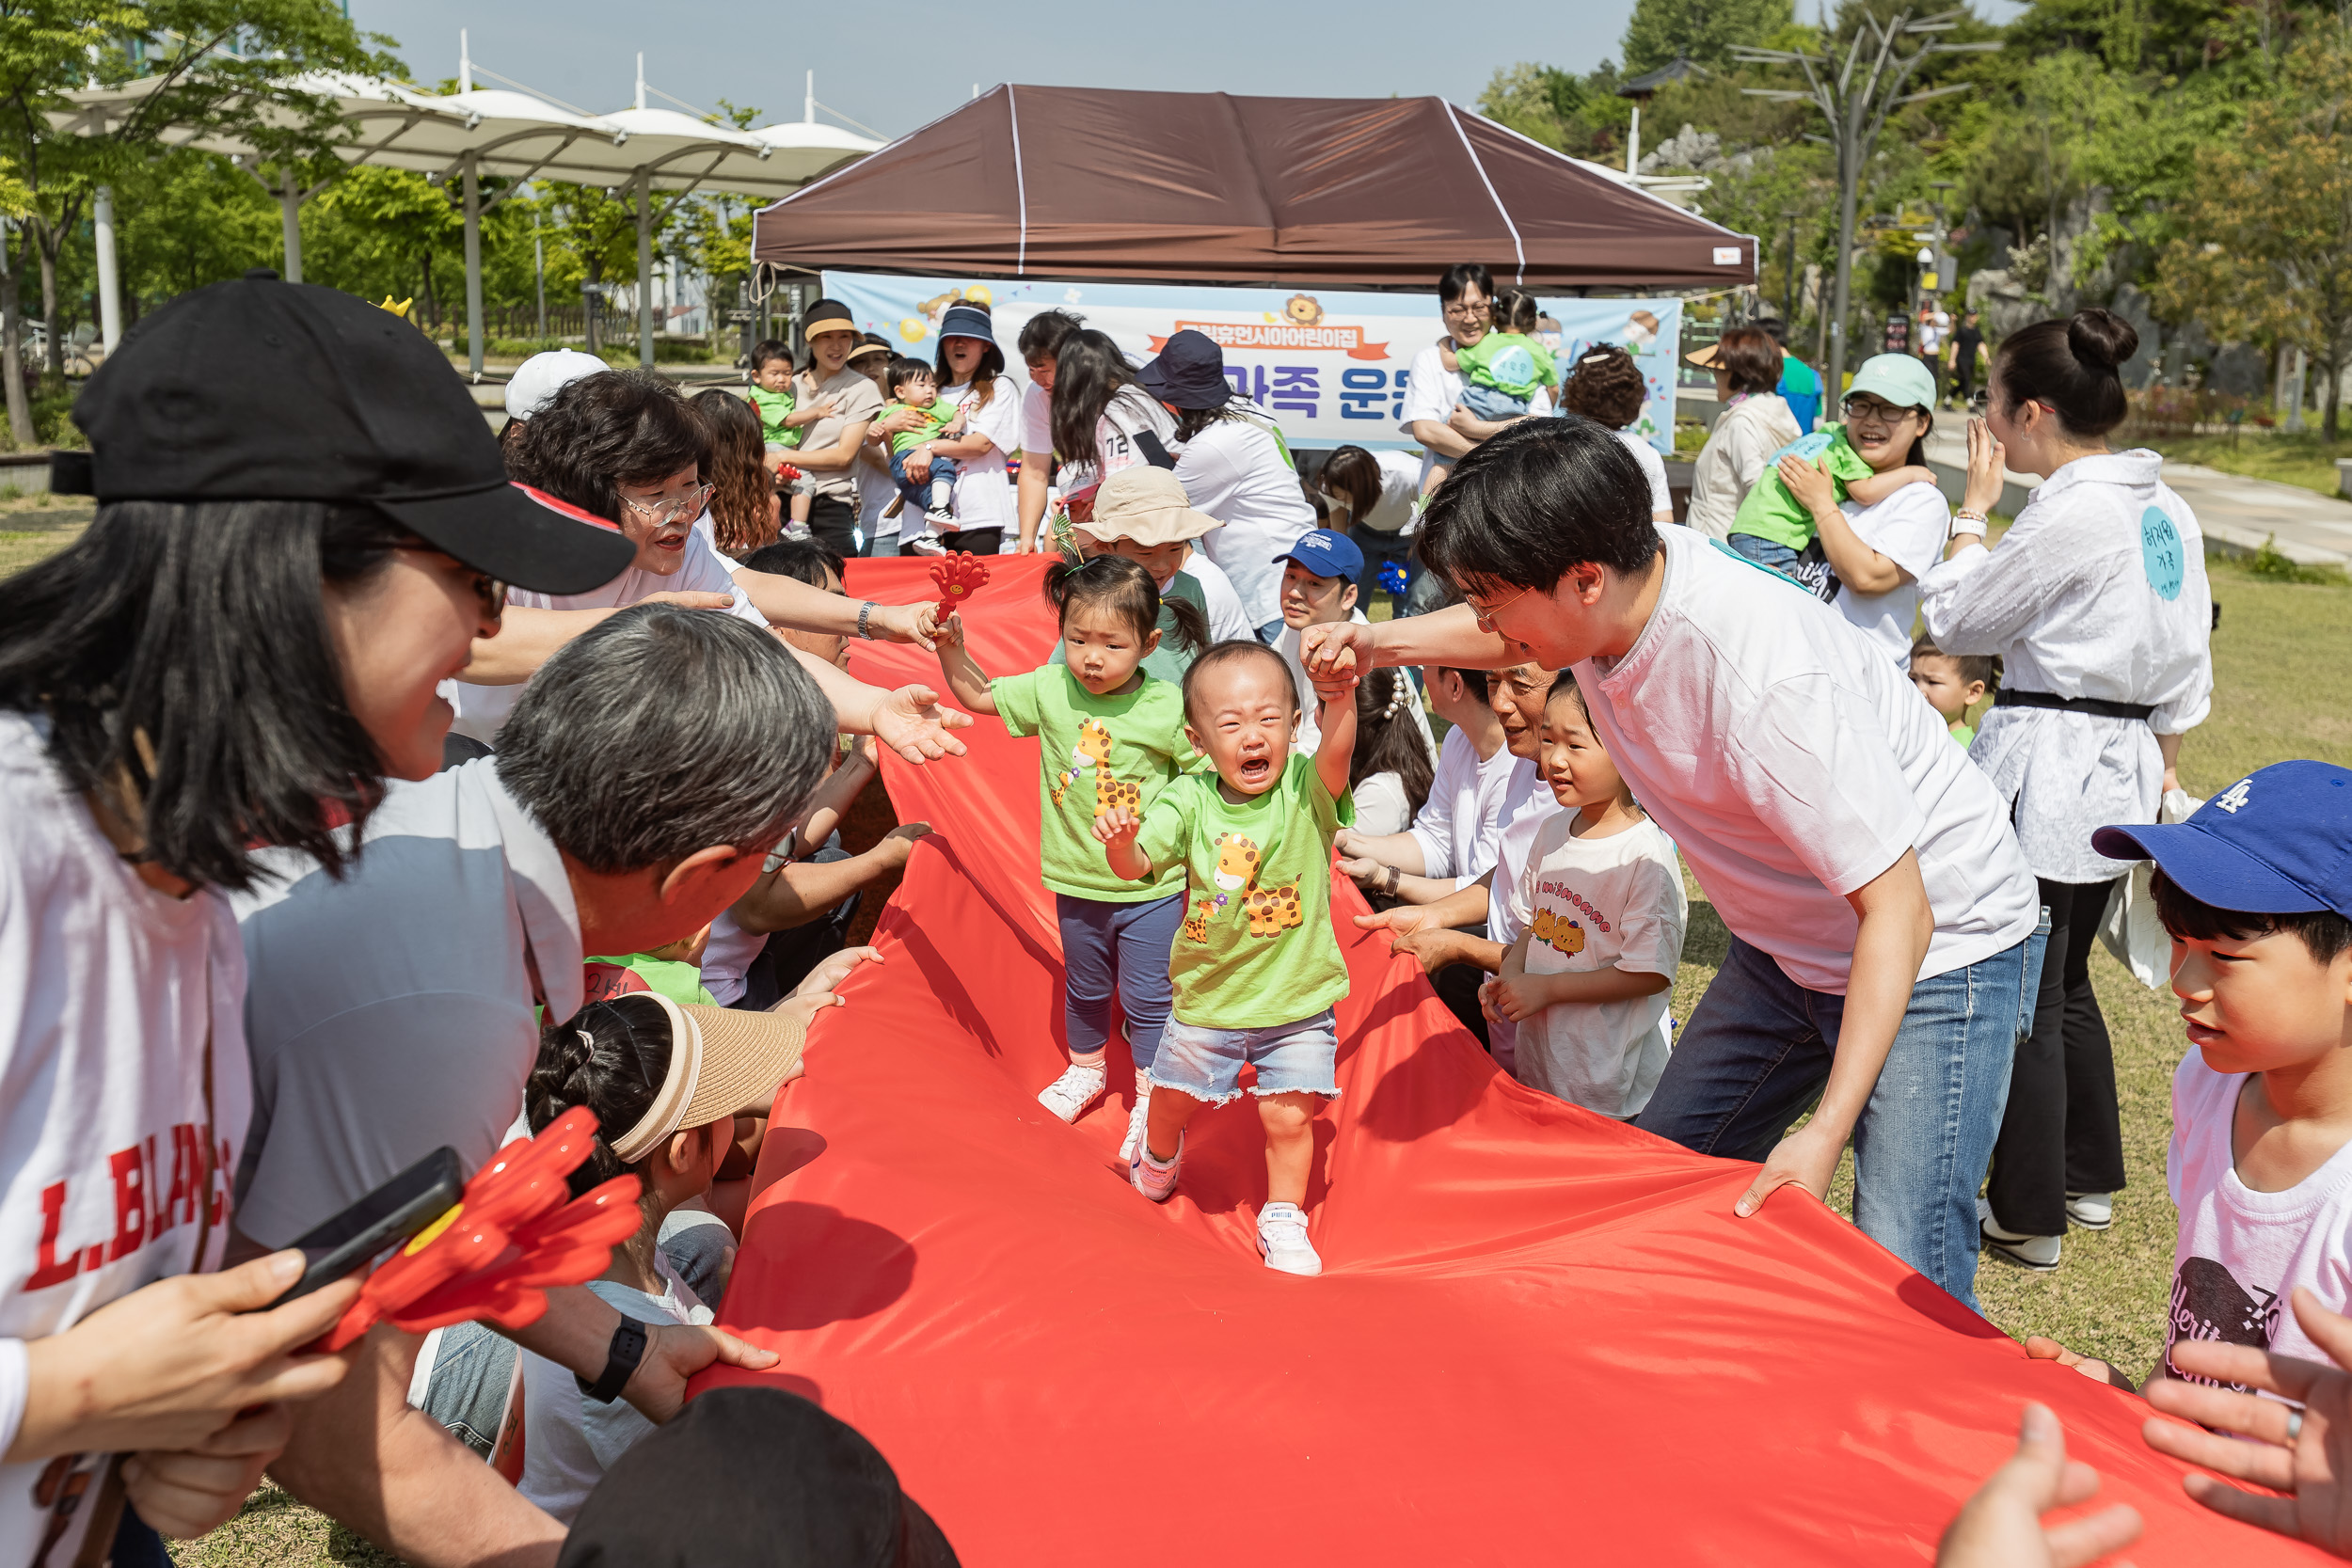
[463,150,484,377]
[804,71,814,124]
[459,29,471,93]
[636,54,646,113]
[1626,102,1641,177]
[278,167,303,283]
[636,166,654,366]
[92,184,121,355]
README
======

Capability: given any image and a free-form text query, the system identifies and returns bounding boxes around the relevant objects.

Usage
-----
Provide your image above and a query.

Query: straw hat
[1084,466,1222,546]
[607,994,807,1163]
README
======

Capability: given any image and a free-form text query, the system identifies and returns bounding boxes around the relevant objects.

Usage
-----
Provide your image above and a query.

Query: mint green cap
[1846,354,1937,412]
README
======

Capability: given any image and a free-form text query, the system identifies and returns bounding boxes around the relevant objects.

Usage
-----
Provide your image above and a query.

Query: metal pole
[1827,99,1858,402]
[1781,213,1797,325]
[463,150,484,378]
[636,166,654,368]
[92,184,121,356]
[279,169,303,284]
[532,207,547,341]
[1626,101,1642,178]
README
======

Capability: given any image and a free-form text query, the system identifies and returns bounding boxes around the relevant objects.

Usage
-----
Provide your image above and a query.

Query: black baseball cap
[56,270,634,595]
[558,1386,960,1567]
[1137,328,1236,410]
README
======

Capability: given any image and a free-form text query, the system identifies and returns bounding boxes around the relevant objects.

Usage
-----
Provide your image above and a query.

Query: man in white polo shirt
[1304,419,2046,1313]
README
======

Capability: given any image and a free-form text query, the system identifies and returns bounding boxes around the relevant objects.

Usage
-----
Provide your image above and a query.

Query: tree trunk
[37,231,59,382]
[1,245,34,449]
[420,252,439,330]
[2325,353,2343,442]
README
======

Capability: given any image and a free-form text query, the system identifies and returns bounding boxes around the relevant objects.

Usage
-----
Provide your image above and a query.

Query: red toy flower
[318,1107,642,1353]
[930,551,992,618]
[774,461,803,483]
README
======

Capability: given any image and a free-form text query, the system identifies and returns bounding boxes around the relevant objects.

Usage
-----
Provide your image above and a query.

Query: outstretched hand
[1935,1402,2143,1568]
[868,600,939,651]
[1301,620,1378,684]
[1732,1122,1841,1218]
[2142,1286,2352,1555]
[872,684,973,764]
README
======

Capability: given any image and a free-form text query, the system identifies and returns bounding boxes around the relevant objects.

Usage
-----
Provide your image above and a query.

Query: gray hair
[495,604,834,874]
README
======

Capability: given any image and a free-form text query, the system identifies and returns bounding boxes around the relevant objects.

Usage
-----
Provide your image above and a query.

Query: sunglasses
[622,483,715,529]
[395,546,507,618]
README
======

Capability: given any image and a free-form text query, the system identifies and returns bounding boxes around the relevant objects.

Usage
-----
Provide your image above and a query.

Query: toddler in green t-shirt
[879,356,970,552]
[1095,639,1359,1276]
[745,339,833,534]
[1453,288,1557,423]
[934,556,1209,1163]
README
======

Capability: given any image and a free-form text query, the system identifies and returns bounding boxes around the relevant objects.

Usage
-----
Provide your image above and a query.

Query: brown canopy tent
[751,85,1756,292]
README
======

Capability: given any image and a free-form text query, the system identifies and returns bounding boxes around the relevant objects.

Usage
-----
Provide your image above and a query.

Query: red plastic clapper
[930,551,992,618]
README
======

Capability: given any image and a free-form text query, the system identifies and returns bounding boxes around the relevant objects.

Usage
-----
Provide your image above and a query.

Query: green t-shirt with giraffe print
[992,663,1192,904]
[1136,753,1354,1030]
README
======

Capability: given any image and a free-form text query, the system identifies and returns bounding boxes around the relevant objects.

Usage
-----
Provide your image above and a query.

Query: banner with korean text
[819,272,1683,454]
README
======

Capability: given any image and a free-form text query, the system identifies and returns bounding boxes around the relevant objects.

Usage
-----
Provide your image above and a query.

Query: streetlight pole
[1736,9,1994,399]
[1780,210,1798,325]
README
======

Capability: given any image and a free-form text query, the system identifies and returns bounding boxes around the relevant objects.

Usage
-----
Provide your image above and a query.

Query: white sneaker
[1037,1060,1106,1123]
[1981,1213,2061,1271]
[2066,1192,2114,1231]
[1130,1132,1181,1203]
[1120,1070,1152,1164]
[1257,1202,1322,1275]
[908,531,947,555]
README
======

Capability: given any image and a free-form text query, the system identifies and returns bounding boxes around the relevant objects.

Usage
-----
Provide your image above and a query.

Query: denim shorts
[1152,1009,1341,1104]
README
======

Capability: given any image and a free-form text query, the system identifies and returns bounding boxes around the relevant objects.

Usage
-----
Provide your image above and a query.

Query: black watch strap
[575,1316,649,1404]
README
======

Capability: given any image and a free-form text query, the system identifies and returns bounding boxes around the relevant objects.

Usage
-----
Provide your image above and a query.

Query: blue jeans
[1637,922,2047,1311]
[1458,382,1530,420]
[1725,532,1802,573]
[887,447,961,512]
[1153,1009,1342,1104]
[1057,893,1184,1073]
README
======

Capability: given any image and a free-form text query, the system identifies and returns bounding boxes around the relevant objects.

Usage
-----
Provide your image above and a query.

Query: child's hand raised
[932,610,965,649]
[1092,805,1142,848]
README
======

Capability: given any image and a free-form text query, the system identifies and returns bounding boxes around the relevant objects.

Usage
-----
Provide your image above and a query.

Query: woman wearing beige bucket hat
[1063,467,1256,682]
[517,990,813,1525]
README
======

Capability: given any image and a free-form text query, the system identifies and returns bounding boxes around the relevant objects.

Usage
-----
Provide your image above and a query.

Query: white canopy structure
[53,54,881,373]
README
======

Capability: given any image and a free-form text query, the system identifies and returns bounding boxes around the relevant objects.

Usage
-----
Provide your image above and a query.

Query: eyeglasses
[1840,397,1917,426]
[1442,299,1492,322]
[394,546,507,618]
[621,483,714,528]
[1468,584,1528,635]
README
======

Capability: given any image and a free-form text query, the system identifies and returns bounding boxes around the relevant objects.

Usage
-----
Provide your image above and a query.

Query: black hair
[742,537,846,589]
[749,338,794,374]
[0,500,423,891]
[2151,868,2352,967]
[691,388,777,559]
[1909,635,1997,691]
[886,356,937,400]
[1752,317,1788,346]
[1436,666,1489,703]
[1180,638,1296,726]
[1491,287,1541,335]
[1351,669,1434,820]
[1049,329,1147,467]
[1438,262,1495,305]
[1993,309,2136,438]
[1317,446,1382,519]
[529,993,675,1200]
[1172,401,1245,443]
[1043,554,1204,655]
[1017,308,1085,365]
[1546,669,1586,711]
[934,301,1006,409]
[795,300,858,373]
[509,369,710,527]
[1417,416,1660,594]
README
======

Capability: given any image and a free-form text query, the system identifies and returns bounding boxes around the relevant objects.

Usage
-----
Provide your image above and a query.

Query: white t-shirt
[939,378,1021,531]
[1833,482,1950,664]
[1342,450,1426,534]
[1503,814,1686,1117]
[1172,411,1317,631]
[1177,553,1255,644]
[1581,526,2039,993]
[853,441,897,546]
[1407,726,1518,886]
[1060,387,1177,498]
[1020,380,1053,456]
[1483,771,1564,1069]
[1353,771,1413,836]
[450,521,765,746]
[1400,341,1468,489]
[522,1258,709,1525]
[2165,1051,2352,1387]
[1615,429,1674,518]
[0,713,249,1567]
[699,911,763,1008]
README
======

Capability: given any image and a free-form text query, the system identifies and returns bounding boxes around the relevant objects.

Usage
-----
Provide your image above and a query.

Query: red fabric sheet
[706,555,2314,1565]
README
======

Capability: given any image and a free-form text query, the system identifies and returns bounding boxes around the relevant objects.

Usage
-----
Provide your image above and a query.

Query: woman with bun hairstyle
[1922,308,2213,1272]
[1560,344,1674,525]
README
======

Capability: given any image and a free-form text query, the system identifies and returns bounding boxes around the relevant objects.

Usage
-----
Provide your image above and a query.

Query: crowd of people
[0,250,2344,1568]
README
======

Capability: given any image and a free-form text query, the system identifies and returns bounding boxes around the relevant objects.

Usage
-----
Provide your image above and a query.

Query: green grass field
[0,529,2287,1559]
[2137,429,2351,501]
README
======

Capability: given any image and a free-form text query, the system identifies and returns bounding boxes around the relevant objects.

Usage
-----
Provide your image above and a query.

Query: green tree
[1622,0,1794,73]
[2153,36,2352,436]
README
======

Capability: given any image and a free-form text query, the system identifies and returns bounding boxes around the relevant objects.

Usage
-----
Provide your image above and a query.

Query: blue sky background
[356,0,2021,146]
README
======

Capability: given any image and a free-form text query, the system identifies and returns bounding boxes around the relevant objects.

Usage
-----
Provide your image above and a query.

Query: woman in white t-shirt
[876,303,1022,557]
[1047,328,1180,531]
[1558,343,1674,525]
[0,275,639,1558]
[1772,356,1952,665]
[844,339,901,555]
[1314,445,1424,615]
[1140,329,1319,639]
[1347,670,1436,837]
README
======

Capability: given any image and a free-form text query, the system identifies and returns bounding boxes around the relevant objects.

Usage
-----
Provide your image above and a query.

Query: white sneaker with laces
[1120,1070,1152,1164]
[1037,1060,1106,1123]
[1130,1132,1181,1203]
[1980,1212,2061,1271]
[1258,1202,1321,1275]
[2066,1192,2113,1231]
[908,530,947,555]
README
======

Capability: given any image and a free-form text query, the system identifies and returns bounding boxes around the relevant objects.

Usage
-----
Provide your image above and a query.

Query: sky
[353,0,2026,146]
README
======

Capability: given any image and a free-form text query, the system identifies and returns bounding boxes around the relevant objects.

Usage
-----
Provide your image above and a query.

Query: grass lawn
[0,533,2280,1560]
[2141,429,2351,500]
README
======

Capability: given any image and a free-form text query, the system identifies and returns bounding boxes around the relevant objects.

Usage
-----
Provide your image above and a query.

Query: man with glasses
[1302,419,2045,1314]
[1399,263,1497,494]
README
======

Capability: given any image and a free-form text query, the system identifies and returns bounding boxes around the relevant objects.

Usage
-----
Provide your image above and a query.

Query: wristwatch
[855,600,877,639]
[1949,510,1988,540]
[576,1316,648,1404]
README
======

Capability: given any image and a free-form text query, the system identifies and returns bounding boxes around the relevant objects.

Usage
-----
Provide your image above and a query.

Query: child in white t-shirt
[2026,761,2352,1391]
[1480,674,1685,1117]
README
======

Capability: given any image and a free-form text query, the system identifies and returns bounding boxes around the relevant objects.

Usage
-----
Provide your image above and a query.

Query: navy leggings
[1057,892,1184,1073]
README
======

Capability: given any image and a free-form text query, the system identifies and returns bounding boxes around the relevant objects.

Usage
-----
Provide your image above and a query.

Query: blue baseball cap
[2092,761,2352,921]
[1273,528,1363,585]
[937,303,995,346]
